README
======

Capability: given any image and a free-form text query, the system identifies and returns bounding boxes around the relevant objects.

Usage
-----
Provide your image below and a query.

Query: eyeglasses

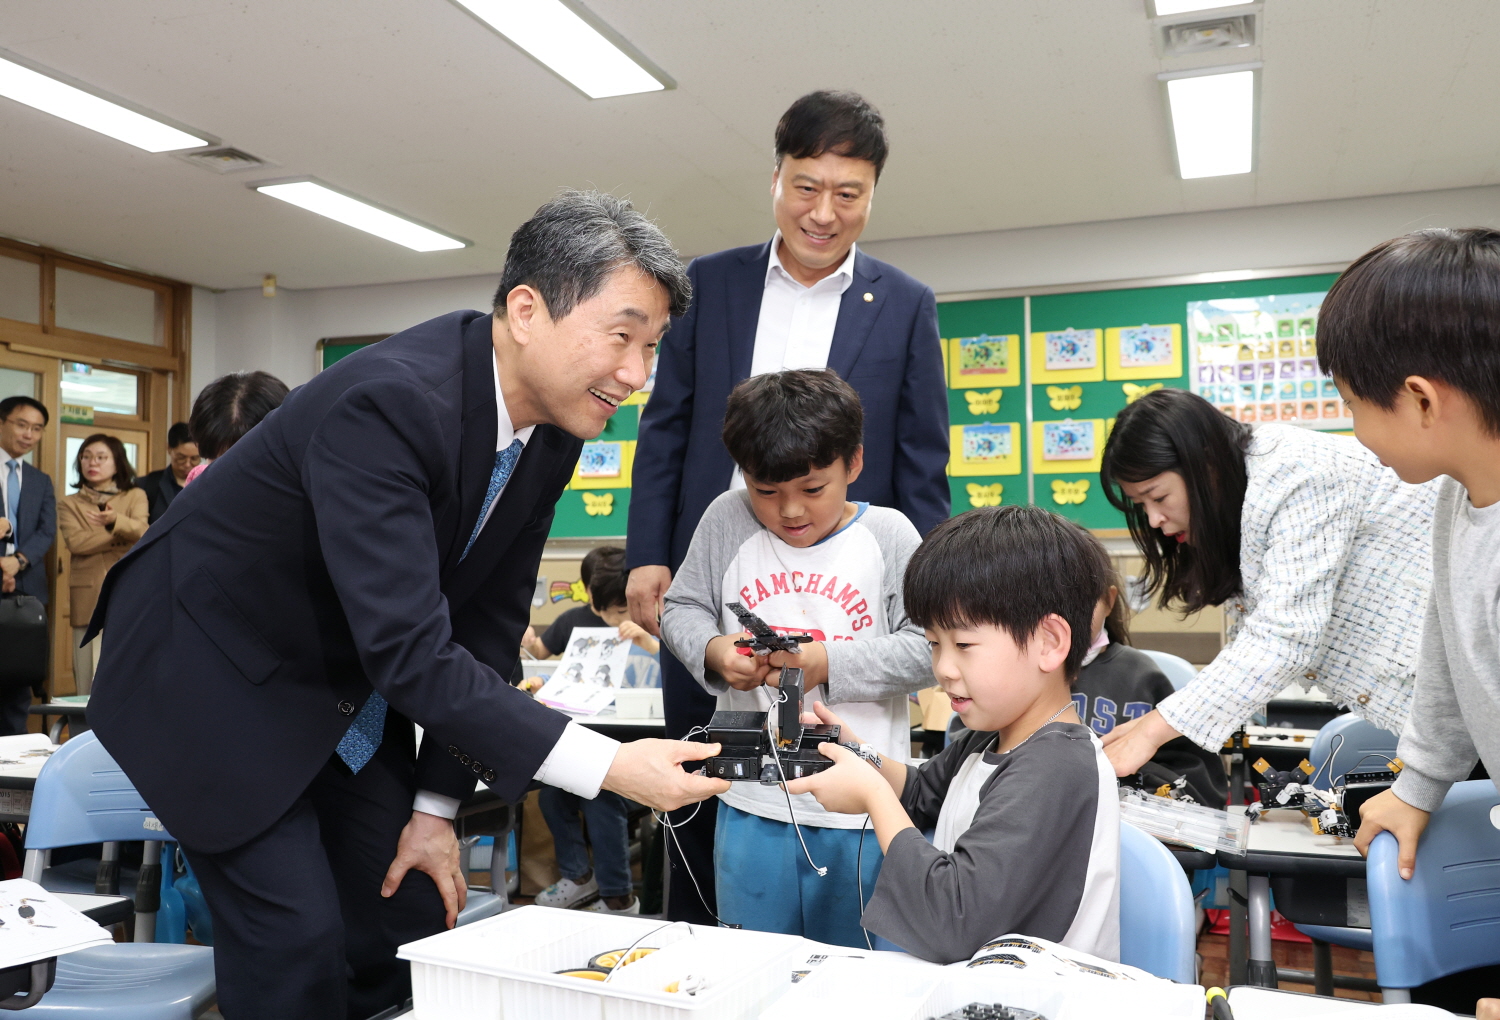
[1,418,45,436]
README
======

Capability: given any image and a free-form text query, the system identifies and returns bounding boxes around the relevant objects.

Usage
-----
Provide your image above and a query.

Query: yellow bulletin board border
[947,335,1022,389]
[1028,329,1104,384]
[1030,419,1113,474]
[568,439,636,489]
[949,423,1022,476]
[1105,323,1182,380]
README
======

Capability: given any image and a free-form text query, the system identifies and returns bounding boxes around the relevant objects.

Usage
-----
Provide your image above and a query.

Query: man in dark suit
[86,192,729,1020]
[625,91,950,923]
[0,395,55,735]
[135,420,200,523]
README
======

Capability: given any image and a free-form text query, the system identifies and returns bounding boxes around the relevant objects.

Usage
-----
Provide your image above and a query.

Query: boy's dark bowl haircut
[721,369,864,484]
[582,545,627,612]
[904,506,1107,679]
[1319,227,1500,435]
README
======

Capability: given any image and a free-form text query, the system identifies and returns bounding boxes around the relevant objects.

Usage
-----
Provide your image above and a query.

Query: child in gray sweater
[1317,229,1500,896]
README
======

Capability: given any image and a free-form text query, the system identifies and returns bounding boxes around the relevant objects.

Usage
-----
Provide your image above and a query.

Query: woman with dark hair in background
[183,370,289,485]
[1095,388,1439,782]
[58,434,148,694]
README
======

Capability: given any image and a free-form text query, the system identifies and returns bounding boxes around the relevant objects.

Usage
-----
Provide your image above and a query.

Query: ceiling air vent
[1161,13,1256,56]
[175,147,272,174]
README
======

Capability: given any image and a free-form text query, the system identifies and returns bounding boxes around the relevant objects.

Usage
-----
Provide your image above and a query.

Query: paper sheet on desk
[536,626,631,714]
[1229,987,1457,1019]
[0,879,114,969]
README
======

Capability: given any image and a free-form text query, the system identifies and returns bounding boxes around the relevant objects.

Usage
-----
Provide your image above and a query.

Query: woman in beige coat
[58,434,147,694]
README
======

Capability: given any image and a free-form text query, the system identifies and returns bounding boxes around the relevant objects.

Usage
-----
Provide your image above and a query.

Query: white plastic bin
[399,906,801,1020]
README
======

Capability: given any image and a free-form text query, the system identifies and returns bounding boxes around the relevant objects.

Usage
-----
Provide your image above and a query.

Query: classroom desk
[0,734,58,822]
[562,709,666,742]
[1227,985,1385,1018]
[1220,805,1366,989]
[28,701,87,744]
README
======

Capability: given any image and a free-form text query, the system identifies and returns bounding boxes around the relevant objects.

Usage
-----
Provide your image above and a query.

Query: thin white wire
[856,814,873,951]
[601,919,691,982]
[767,686,827,877]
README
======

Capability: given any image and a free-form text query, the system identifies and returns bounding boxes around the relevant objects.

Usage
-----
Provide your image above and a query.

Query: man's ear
[504,285,546,347]
[1037,614,1072,675]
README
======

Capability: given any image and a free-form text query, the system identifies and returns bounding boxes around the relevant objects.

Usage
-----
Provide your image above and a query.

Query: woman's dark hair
[1100,388,1252,614]
[905,506,1107,680]
[1076,524,1131,646]
[189,371,289,460]
[1318,227,1500,435]
[775,90,889,181]
[74,433,135,492]
[722,369,863,483]
[581,545,627,612]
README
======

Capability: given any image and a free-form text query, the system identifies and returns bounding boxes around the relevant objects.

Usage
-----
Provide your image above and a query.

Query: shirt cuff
[412,790,461,820]
[533,721,620,799]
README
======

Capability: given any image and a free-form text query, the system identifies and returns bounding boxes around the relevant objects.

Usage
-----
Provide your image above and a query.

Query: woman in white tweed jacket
[1097,388,1438,777]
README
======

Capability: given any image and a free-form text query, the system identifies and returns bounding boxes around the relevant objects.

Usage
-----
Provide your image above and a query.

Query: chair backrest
[1307,713,1399,791]
[1139,650,1197,691]
[24,730,171,849]
[1118,821,1197,983]
[1368,780,1500,990]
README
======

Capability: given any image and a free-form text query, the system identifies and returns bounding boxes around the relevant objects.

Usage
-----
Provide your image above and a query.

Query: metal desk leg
[1312,939,1334,997]
[1247,874,1277,987]
[1228,869,1248,987]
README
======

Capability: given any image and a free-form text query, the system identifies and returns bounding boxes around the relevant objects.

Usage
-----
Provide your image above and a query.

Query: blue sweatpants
[714,801,882,947]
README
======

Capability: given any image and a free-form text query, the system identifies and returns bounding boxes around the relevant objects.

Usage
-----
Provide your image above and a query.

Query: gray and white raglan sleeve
[824,507,934,704]
[660,491,761,697]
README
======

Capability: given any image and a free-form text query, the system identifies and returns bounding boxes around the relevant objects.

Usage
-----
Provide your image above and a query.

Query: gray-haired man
[86,191,731,1020]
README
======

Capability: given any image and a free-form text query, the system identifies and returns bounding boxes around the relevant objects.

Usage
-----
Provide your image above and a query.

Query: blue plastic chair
[1306,713,1399,791]
[17,731,215,1018]
[1119,821,1197,983]
[1368,780,1500,1003]
[1140,650,1197,691]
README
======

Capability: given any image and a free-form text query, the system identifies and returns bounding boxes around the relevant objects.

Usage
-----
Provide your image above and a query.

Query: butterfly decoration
[549,579,589,604]
[1046,385,1083,411]
[582,492,615,517]
[1051,479,1090,506]
[964,389,1003,415]
[965,482,1004,508]
[1122,382,1164,404]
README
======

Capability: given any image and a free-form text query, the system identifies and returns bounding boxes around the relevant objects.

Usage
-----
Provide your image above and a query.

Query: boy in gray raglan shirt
[1315,229,1500,895]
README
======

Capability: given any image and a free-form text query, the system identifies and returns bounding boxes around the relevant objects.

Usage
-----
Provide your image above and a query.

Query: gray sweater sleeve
[823,507,934,704]
[861,725,1101,964]
[1393,479,1480,812]
[659,491,761,696]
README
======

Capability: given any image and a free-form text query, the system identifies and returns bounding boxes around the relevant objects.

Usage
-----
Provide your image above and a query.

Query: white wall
[193,183,1500,391]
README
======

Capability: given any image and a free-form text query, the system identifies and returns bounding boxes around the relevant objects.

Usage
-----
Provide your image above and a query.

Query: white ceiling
[2,0,1498,291]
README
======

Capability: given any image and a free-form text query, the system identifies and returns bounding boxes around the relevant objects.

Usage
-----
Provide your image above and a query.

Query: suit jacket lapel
[449,313,500,567]
[727,242,773,381]
[827,250,887,380]
[442,426,563,611]
[15,464,39,532]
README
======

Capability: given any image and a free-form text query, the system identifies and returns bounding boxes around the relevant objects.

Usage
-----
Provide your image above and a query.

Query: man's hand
[706,633,771,691]
[382,811,468,929]
[600,739,731,811]
[1354,788,1431,880]
[0,556,18,581]
[1476,999,1500,1020]
[767,641,827,688]
[1100,708,1182,777]
[626,565,672,637]
[0,519,11,539]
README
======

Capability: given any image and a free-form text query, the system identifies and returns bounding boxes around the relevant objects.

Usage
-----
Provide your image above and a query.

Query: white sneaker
[583,896,641,915]
[535,875,599,909]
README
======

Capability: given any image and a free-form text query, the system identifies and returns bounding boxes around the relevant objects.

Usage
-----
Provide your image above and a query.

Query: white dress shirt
[0,455,21,556]
[730,233,857,489]
[412,352,620,819]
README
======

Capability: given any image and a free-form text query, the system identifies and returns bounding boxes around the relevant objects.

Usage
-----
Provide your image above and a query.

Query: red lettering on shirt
[739,585,755,610]
[770,572,790,595]
[849,599,868,617]
[754,579,772,602]
[819,576,838,599]
[791,571,805,592]
[835,583,859,613]
[806,573,823,593]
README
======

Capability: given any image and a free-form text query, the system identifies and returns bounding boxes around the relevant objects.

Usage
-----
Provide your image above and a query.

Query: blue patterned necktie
[336,438,526,774]
[3,462,18,550]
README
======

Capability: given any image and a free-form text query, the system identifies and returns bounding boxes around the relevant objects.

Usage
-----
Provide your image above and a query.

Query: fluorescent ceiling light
[1163,68,1256,179]
[1151,0,1248,15]
[253,180,468,252]
[0,50,210,152]
[452,0,671,99]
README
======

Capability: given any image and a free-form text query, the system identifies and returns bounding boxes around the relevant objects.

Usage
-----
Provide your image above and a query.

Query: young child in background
[1072,532,1227,806]
[787,505,1120,963]
[1311,230,1500,891]
[660,369,931,947]
[530,546,657,914]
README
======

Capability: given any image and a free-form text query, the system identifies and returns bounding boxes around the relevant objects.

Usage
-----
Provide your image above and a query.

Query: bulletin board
[939,271,1341,531]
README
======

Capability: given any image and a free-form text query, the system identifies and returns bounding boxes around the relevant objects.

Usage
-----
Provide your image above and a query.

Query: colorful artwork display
[947,334,1022,388]
[578,441,623,478]
[1042,420,1096,461]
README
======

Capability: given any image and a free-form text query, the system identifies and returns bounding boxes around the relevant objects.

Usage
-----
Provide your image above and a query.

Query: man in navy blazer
[625,92,949,922]
[0,396,56,734]
[86,193,728,1020]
